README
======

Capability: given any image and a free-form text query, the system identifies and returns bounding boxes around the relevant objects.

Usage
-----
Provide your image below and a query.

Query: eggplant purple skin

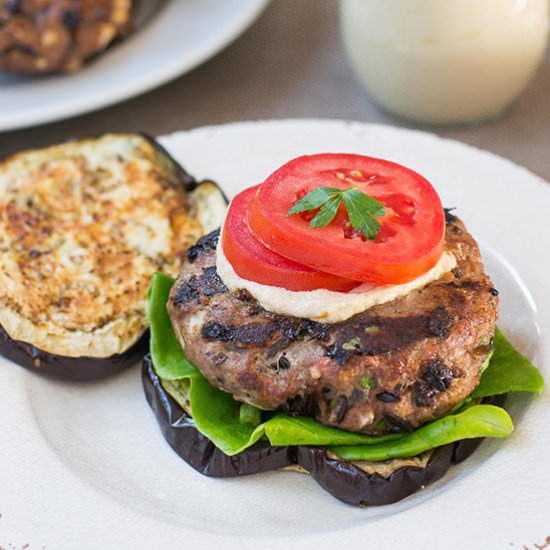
[140,133,230,202]
[0,134,228,381]
[142,355,506,507]
[0,324,149,382]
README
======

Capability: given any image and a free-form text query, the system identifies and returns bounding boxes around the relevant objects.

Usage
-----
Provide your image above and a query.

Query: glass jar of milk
[341,0,548,125]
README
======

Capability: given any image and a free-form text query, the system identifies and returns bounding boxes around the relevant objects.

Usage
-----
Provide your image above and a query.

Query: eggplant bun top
[0,134,226,358]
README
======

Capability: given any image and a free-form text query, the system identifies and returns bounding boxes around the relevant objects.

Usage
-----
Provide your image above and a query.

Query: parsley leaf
[288,185,386,239]
[287,187,342,215]
[343,190,385,240]
[344,189,386,217]
[310,194,343,228]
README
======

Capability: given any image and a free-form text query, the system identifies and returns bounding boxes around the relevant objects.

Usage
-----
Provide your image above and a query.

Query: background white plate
[0,0,268,132]
[0,120,549,550]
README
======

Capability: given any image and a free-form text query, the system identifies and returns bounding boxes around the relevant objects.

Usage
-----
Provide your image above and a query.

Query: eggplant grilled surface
[168,214,498,435]
[0,133,226,378]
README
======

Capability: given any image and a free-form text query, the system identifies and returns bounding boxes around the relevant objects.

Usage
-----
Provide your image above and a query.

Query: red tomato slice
[247,154,445,285]
[222,185,359,292]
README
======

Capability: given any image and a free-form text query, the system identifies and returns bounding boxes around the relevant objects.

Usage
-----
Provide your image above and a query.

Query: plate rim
[0,0,269,132]
[1,118,549,550]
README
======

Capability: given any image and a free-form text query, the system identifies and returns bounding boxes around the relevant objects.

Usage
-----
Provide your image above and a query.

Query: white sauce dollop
[216,244,456,324]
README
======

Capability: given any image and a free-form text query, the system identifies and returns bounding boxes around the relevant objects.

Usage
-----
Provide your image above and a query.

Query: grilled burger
[168,214,498,435]
[0,133,226,379]
[0,0,132,74]
[144,152,543,506]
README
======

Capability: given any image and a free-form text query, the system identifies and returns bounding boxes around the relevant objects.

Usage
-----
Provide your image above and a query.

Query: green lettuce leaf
[472,328,544,398]
[331,404,512,461]
[148,273,542,461]
[262,415,400,447]
[148,273,198,380]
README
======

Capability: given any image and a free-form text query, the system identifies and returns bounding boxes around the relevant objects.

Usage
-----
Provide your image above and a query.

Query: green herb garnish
[360,375,374,389]
[288,186,386,240]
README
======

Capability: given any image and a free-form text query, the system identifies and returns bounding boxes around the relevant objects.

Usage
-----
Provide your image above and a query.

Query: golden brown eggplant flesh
[0,134,227,380]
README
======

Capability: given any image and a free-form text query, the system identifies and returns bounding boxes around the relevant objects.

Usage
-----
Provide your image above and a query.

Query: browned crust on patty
[167,214,499,434]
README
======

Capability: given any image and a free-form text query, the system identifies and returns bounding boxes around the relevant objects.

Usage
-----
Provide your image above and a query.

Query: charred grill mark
[1,44,38,57]
[232,289,263,315]
[201,321,280,347]
[325,342,354,365]
[412,358,459,407]
[412,381,437,407]
[326,310,452,365]
[268,354,292,372]
[266,335,293,358]
[264,318,300,356]
[235,289,254,302]
[201,321,233,341]
[5,0,22,15]
[232,323,276,345]
[283,394,318,417]
[62,9,81,30]
[422,359,455,391]
[198,266,227,296]
[266,317,329,358]
[186,229,220,263]
[285,318,329,343]
[172,265,226,306]
[444,208,457,225]
[383,412,414,433]
[277,355,291,370]
[428,307,454,338]
[299,319,330,341]
[172,278,200,305]
[376,391,401,403]
[245,303,263,316]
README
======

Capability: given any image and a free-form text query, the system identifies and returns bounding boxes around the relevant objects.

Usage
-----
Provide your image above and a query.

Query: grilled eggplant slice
[0,323,148,381]
[0,134,227,379]
[143,356,505,506]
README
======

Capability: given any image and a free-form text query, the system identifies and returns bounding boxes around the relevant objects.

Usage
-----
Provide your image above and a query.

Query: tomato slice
[222,185,359,292]
[247,154,445,285]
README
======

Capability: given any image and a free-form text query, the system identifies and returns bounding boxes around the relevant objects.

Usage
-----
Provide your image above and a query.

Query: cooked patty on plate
[167,214,498,435]
[0,0,131,74]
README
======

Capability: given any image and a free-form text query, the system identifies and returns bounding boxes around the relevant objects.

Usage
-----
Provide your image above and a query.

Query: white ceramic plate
[1,120,548,550]
[0,0,268,132]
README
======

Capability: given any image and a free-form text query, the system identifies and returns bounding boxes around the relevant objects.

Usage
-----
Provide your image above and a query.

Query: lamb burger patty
[167,214,498,435]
